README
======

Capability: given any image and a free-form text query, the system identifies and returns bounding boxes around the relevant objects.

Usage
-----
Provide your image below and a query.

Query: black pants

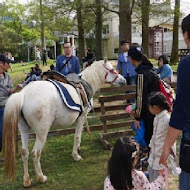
[43,57,47,66]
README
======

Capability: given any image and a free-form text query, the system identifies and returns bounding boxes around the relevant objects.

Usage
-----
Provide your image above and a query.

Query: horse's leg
[32,128,49,183]
[72,116,85,161]
[19,118,31,187]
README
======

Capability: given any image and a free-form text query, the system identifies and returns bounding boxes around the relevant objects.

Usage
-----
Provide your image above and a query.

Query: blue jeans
[179,171,190,190]
[31,74,41,81]
[24,74,41,85]
[126,75,137,103]
[0,107,5,152]
[128,75,137,85]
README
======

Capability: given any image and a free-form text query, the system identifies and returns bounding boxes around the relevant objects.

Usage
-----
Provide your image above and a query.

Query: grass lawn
[0,60,179,189]
[9,59,56,85]
[0,132,112,190]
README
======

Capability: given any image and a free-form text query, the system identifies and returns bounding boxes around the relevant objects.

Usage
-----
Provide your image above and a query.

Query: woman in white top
[148,91,175,182]
[36,48,41,65]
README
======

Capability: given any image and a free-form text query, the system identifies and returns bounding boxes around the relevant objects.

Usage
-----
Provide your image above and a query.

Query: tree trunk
[119,0,132,53]
[141,0,150,57]
[170,0,180,65]
[76,0,85,64]
[95,0,103,60]
[40,0,45,48]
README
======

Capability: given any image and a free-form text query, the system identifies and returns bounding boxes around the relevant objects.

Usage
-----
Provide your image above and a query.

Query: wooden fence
[97,82,177,149]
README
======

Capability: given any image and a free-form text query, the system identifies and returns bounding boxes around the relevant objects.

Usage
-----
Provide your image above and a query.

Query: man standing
[0,54,21,154]
[42,47,47,66]
[116,40,137,85]
[160,14,190,189]
[56,42,80,76]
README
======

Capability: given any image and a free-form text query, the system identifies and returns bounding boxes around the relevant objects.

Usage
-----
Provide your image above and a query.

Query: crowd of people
[104,14,190,190]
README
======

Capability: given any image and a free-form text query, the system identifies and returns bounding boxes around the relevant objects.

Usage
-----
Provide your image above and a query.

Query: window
[164,28,168,32]
[114,48,119,54]
[103,25,109,34]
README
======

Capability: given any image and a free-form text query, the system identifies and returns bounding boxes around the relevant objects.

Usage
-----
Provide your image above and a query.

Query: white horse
[3,60,126,187]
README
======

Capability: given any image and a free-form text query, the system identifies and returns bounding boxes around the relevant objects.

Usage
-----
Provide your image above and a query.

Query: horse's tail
[3,92,23,182]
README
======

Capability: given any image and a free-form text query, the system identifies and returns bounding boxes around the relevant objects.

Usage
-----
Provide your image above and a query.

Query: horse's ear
[104,58,108,65]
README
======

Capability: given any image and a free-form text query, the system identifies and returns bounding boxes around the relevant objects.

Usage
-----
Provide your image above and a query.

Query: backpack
[158,79,175,111]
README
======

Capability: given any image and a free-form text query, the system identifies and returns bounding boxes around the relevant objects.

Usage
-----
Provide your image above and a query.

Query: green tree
[103,0,135,53]
[0,25,22,54]
[95,0,103,60]
[170,0,180,64]
[76,0,85,63]
[0,0,26,54]
[141,0,150,57]
[27,0,73,47]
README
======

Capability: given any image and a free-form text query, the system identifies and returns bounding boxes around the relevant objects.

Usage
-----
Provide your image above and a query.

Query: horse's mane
[81,60,106,93]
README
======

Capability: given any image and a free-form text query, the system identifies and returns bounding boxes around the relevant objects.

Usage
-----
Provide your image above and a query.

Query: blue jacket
[169,55,190,142]
[132,119,147,147]
[116,53,136,78]
[56,55,80,76]
[156,64,173,80]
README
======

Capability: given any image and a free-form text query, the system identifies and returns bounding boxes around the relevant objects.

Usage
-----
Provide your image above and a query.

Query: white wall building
[102,0,187,59]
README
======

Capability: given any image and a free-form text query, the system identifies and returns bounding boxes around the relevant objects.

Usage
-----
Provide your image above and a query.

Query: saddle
[43,71,93,107]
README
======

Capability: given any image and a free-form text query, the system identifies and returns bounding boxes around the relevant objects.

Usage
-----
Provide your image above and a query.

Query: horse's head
[103,59,126,87]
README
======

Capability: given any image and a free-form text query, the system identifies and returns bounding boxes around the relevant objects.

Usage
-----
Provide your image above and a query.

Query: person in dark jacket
[128,46,159,146]
[82,48,96,69]
[34,64,42,77]
[21,65,42,88]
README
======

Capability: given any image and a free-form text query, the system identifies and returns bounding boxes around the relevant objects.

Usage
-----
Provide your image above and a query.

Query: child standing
[104,137,165,190]
[148,91,175,182]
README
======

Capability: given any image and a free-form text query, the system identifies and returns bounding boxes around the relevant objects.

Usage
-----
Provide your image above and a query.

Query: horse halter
[103,65,119,84]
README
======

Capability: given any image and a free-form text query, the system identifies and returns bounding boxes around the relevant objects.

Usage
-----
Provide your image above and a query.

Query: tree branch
[102,4,119,15]
[131,0,136,15]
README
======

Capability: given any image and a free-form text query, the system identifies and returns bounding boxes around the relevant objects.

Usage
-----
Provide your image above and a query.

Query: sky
[0,0,189,16]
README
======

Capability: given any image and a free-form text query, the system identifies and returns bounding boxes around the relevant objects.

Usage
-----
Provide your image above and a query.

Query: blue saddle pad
[48,79,82,113]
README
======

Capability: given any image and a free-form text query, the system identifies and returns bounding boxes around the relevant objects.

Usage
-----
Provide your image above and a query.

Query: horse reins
[103,65,119,84]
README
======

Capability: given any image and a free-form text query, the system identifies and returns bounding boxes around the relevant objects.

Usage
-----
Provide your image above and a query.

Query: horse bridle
[103,65,119,84]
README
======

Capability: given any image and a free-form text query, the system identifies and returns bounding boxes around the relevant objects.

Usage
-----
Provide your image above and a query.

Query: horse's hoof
[24,178,32,188]
[37,175,47,183]
[72,153,83,161]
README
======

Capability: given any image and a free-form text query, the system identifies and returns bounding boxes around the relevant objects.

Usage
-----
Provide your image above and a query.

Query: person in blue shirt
[56,42,80,76]
[160,14,190,190]
[116,40,137,85]
[156,55,174,82]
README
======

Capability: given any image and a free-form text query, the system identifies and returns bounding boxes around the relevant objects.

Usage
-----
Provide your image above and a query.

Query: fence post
[100,101,107,133]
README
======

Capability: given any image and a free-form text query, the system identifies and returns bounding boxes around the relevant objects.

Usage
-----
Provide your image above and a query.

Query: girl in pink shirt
[104,137,165,190]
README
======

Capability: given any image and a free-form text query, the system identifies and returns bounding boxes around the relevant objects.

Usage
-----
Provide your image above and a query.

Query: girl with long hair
[104,137,164,190]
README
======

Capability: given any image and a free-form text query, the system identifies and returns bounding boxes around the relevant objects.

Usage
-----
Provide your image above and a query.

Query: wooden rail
[98,82,177,149]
